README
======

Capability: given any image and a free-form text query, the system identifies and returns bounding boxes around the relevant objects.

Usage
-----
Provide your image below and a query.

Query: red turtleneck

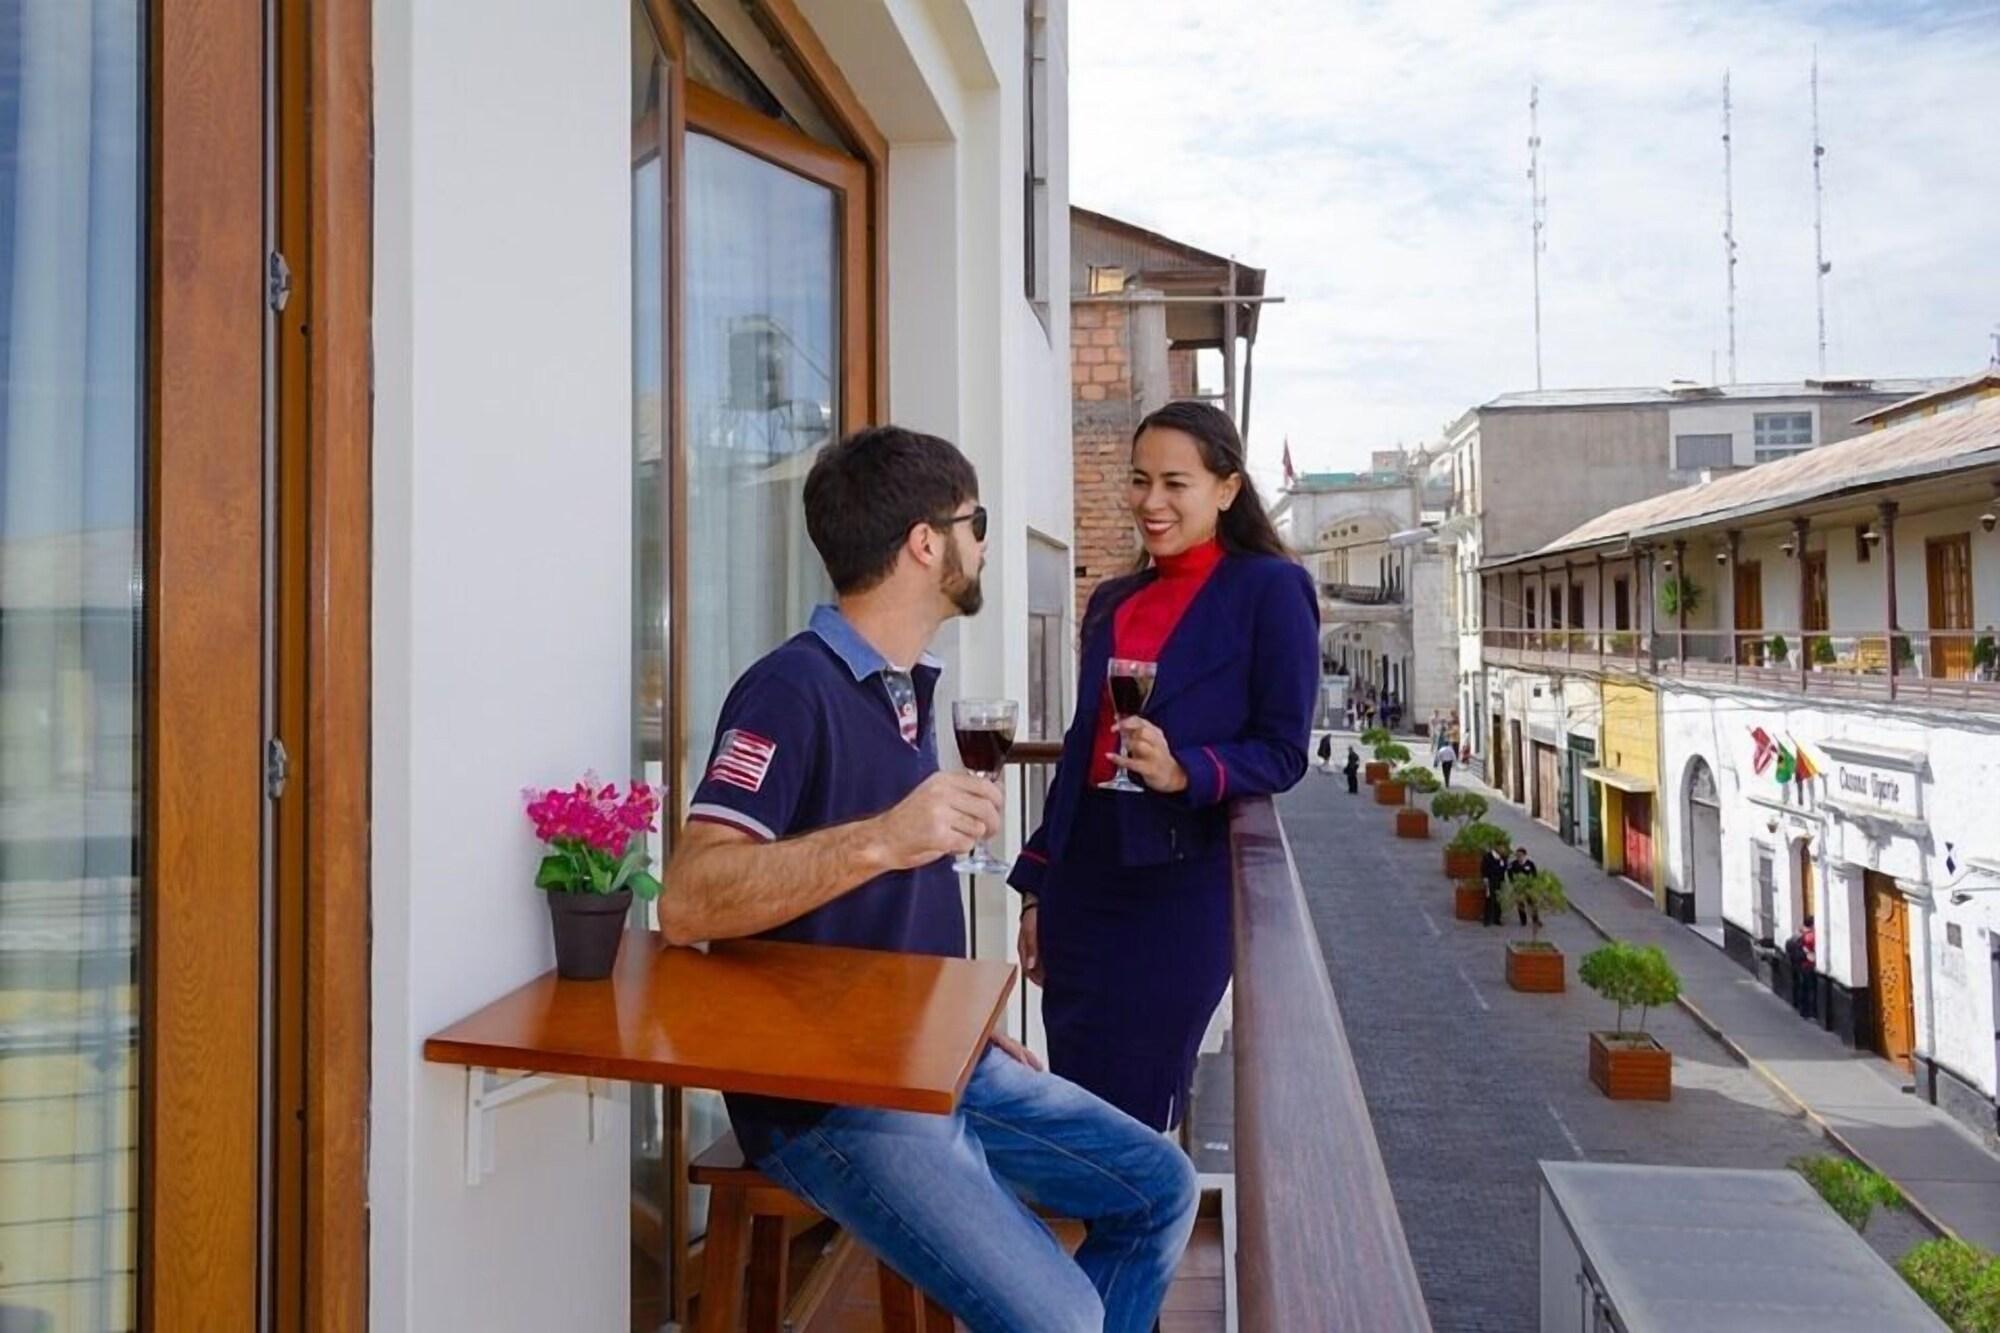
[1088,538,1226,785]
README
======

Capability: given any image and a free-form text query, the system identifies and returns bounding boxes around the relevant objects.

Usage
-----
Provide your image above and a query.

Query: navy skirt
[1037,804,1232,1130]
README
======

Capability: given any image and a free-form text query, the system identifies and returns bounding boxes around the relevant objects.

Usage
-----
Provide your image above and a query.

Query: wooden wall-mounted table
[424,930,1016,1183]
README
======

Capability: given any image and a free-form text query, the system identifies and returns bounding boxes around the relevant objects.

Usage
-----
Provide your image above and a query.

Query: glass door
[0,6,147,1326]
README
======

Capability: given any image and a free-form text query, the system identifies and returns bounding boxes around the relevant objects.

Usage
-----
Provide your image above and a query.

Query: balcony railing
[1229,795,1431,1330]
[976,760,1431,1327]
[1322,581,1403,606]
[1482,626,2000,703]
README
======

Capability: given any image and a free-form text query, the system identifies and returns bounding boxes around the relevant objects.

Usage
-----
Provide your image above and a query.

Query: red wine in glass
[953,721,1016,774]
[1100,658,1158,792]
[952,699,1019,874]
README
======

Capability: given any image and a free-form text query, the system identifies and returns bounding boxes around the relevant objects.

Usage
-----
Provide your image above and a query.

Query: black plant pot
[547,888,632,980]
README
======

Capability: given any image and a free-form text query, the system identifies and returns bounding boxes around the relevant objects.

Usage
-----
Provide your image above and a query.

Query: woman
[1010,400,1318,1130]
[1316,732,1335,773]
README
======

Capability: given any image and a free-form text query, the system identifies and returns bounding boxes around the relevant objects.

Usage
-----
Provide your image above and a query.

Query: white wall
[1657,682,2000,1094]
[371,3,635,1330]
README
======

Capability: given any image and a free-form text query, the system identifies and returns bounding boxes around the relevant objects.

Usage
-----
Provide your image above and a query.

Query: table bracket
[463,1067,615,1186]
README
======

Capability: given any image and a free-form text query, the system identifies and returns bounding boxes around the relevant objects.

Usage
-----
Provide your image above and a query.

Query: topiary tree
[1788,1155,1902,1233]
[1432,790,1489,830]
[1373,741,1412,765]
[1501,870,1568,945]
[1578,942,1680,1038]
[1359,726,1393,747]
[1448,820,1513,857]
[1394,765,1441,798]
[1768,633,1789,664]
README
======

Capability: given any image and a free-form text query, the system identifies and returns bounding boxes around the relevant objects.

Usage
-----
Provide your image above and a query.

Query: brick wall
[1168,347,1197,399]
[1073,302,1140,623]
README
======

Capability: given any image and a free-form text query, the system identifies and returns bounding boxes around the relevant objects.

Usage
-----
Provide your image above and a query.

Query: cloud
[1071,0,2000,475]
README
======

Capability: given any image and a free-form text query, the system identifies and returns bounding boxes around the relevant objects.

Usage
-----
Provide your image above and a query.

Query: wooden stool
[692,1131,954,1333]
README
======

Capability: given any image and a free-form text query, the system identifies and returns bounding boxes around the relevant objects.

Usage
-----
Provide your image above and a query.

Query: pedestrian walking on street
[1508,846,1540,927]
[1435,736,1457,787]
[1012,400,1318,1132]
[1317,732,1334,772]
[1786,917,1820,1020]
[1343,745,1360,794]
[1479,845,1508,926]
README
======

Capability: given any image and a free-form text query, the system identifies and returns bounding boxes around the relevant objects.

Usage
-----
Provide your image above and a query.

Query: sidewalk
[1452,765,2000,1251]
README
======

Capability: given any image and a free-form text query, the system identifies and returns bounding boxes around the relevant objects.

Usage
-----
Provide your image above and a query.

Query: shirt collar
[809,604,941,681]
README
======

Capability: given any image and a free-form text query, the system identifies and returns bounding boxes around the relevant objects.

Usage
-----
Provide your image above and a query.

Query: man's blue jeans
[755,1046,1199,1333]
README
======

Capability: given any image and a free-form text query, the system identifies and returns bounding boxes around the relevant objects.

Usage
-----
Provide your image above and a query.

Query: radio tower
[1528,82,1548,389]
[1721,73,1739,383]
[1812,50,1831,376]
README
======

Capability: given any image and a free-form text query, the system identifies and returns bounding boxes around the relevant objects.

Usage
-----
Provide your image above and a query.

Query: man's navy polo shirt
[687,605,965,1154]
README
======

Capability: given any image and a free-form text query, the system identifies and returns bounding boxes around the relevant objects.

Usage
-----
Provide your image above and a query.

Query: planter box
[1374,780,1406,806]
[1395,809,1429,839]
[1505,941,1565,993]
[1444,846,1480,879]
[1588,1031,1672,1101]
[1363,761,1390,785]
[1453,881,1487,922]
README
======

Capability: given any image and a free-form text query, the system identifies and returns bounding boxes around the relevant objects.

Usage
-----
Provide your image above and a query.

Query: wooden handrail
[1230,796,1431,1331]
[1004,739,1063,765]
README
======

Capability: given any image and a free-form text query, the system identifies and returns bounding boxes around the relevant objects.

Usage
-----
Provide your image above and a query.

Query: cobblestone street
[1279,755,1934,1332]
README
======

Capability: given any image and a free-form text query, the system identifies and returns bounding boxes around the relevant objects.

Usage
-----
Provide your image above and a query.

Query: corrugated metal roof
[1493,395,2000,565]
[1482,378,1951,412]
[1853,371,2000,425]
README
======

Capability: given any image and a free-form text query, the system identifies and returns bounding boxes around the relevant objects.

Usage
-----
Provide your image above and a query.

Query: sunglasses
[928,505,988,543]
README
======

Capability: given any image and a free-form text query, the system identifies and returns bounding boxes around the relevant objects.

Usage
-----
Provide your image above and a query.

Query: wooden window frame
[631,4,886,1325]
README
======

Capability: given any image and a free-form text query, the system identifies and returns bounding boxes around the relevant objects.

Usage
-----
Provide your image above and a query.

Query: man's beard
[942,539,984,616]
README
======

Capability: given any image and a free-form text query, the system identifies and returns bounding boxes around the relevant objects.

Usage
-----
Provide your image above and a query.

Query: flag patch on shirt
[708,729,777,793]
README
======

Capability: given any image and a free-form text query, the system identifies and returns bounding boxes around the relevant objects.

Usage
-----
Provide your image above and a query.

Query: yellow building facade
[1592,679,1664,909]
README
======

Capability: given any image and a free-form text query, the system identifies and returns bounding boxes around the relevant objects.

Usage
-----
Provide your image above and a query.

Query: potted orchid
[523,775,663,979]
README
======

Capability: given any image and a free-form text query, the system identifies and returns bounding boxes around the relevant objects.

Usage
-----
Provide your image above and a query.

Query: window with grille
[1754,412,1813,462]
[1023,0,1049,312]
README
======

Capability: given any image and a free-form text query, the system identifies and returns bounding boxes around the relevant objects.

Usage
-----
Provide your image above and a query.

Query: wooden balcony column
[1673,539,1688,666]
[1793,517,1811,692]
[1596,552,1606,665]
[1881,501,1900,700]
[1728,529,1742,684]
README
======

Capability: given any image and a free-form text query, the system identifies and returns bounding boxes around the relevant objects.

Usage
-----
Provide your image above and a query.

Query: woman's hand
[1110,717,1189,793]
[1017,904,1044,986]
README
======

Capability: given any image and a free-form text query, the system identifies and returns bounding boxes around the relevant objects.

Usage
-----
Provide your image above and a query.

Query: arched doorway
[1685,758,1723,924]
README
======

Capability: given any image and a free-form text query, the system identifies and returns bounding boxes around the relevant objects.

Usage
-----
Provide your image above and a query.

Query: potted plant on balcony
[1810,635,1837,670]
[1768,633,1789,665]
[1501,870,1569,992]
[1360,727,1394,783]
[1434,791,1490,876]
[523,775,663,979]
[1973,631,1998,682]
[1392,766,1441,836]
[1578,941,1679,1100]
[1658,575,1702,618]
[1372,743,1413,804]
[1608,630,1635,655]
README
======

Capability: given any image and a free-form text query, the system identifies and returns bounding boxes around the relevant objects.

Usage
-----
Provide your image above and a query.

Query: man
[1435,734,1457,788]
[1343,744,1362,795]
[1787,916,1819,1020]
[658,426,1196,1333]
[1508,845,1540,928]
[1479,843,1509,927]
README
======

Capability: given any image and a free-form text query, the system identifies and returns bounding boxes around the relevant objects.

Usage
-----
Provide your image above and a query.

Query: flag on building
[1787,735,1821,783]
[1750,726,1777,775]
[1282,437,1297,490]
[1773,739,1796,785]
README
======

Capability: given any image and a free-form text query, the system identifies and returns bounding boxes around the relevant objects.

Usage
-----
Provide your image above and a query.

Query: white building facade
[1483,389,2000,1147]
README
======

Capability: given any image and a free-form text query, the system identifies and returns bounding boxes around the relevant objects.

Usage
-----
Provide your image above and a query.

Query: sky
[1069,0,2000,481]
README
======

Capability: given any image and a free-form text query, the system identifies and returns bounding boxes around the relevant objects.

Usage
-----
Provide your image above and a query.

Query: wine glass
[952,698,1018,875]
[1099,658,1158,792]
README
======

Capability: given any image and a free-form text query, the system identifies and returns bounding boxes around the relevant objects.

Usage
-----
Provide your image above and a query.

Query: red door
[1621,794,1653,889]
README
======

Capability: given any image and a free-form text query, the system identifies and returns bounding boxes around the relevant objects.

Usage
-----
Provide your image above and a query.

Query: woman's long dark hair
[1083,401,1294,644]
[1129,400,1292,568]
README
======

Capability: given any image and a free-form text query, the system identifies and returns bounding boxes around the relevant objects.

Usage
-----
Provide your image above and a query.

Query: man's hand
[872,772,1003,869]
[1110,717,1189,793]
[989,1030,1045,1071]
[1017,903,1044,986]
